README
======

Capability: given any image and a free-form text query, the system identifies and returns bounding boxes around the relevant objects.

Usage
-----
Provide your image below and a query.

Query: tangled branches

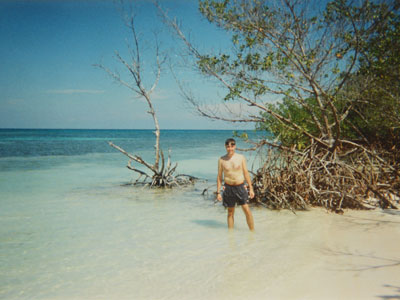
[251,143,400,213]
[109,142,197,188]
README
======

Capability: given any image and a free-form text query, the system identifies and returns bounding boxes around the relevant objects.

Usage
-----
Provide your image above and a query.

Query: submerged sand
[2,130,398,299]
[1,180,399,300]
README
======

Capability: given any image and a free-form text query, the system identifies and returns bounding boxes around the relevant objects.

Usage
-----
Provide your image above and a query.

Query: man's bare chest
[222,158,242,171]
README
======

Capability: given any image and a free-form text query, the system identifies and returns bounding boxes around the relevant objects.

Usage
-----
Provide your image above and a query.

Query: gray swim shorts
[223,183,249,208]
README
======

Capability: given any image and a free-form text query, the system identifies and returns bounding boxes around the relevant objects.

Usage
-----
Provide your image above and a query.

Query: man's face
[225,142,236,154]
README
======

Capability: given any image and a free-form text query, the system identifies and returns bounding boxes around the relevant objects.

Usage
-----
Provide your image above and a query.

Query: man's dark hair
[225,138,236,145]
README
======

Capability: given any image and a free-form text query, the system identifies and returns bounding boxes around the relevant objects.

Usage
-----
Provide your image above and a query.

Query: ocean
[0,129,268,299]
[1,129,399,300]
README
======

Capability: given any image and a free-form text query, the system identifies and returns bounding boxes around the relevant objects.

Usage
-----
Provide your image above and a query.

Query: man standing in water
[217,138,255,230]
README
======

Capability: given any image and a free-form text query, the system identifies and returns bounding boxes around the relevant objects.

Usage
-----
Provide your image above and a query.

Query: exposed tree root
[251,143,400,213]
[109,142,197,188]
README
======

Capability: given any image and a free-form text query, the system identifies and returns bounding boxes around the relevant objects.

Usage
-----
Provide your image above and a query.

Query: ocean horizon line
[0,128,250,131]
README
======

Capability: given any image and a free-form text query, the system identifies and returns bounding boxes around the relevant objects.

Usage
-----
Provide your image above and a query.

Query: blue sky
[0,0,251,130]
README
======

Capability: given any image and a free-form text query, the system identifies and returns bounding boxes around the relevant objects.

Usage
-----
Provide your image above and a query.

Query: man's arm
[242,156,254,199]
[217,158,223,201]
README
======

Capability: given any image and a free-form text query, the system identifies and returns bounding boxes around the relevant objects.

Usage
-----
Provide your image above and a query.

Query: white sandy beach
[248,208,400,300]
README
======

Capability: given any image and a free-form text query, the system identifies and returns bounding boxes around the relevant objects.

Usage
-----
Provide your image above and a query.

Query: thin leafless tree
[95,1,196,187]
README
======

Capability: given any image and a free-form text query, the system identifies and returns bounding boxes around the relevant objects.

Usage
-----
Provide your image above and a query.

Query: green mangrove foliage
[161,0,399,209]
[198,0,399,151]
[193,0,400,210]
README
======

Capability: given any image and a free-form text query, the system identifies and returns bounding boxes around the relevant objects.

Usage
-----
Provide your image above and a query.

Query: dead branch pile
[251,143,400,213]
[109,142,197,188]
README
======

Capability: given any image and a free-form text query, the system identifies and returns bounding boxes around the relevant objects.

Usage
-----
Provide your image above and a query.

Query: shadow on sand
[341,214,400,232]
[377,284,400,299]
[191,219,226,228]
[382,209,400,217]
[320,247,400,272]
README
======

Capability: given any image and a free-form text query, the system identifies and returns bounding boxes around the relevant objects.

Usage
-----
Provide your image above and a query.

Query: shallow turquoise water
[0,154,287,299]
[1,129,271,299]
[3,130,398,299]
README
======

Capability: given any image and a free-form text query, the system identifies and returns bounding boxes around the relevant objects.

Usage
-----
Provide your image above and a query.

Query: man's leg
[241,204,254,231]
[227,207,235,229]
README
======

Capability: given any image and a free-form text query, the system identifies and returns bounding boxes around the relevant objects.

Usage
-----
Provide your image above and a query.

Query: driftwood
[251,143,400,213]
[109,142,198,188]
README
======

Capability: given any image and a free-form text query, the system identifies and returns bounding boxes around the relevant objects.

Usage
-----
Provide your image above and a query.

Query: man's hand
[217,193,222,202]
[249,190,255,199]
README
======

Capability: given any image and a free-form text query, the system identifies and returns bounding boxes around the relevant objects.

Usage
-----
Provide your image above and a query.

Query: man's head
[225,138,236,146]
[225,138,236,154]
